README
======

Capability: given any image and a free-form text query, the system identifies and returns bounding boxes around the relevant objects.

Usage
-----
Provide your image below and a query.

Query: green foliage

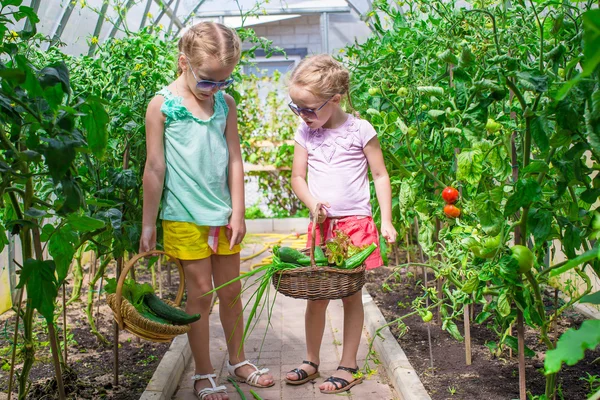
[544,319,600,374]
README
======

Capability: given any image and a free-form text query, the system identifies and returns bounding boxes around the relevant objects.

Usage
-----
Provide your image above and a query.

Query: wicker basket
[106,251,191,343]
[272,204,366,300]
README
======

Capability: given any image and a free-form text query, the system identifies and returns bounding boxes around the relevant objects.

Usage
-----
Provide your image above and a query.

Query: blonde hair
[289,54,352,107]
[177,22,241,75]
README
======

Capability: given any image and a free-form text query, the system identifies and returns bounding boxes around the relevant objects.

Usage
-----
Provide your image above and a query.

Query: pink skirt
[306,216,383,270]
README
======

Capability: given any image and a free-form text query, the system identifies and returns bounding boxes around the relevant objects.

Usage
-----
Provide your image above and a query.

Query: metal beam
[139,0,153,29]
[152,0,184,29]
[320,12,329,53]
[25,0,41,32]
[167,0,181,34]
[88,0,109,56]
[175,0,208,36]
[49,1,76,47]
[154,0,176,25]
[191,6,350,19]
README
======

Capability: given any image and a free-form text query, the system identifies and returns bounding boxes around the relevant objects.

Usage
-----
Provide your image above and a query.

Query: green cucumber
[143,293,201,325]
[341,243,377,269]
[279,247,311,265]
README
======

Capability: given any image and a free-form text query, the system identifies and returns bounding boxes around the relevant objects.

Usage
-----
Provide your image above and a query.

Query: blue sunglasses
[288,96,335,120]
[184,56,233,91]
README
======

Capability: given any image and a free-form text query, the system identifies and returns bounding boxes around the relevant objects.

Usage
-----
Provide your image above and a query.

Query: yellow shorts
[162,221,241,260]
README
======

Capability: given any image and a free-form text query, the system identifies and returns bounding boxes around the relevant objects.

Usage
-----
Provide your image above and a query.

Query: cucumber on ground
[143,293,201,325]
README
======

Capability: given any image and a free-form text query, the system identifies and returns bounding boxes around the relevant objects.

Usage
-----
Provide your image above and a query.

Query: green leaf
[505,179,542,216]
[497,292,511,317]
[549,248,599,277]
[457,149,484,185]
[531,115,549,153]
[475,311,492,324]
[442,320,464,342]
[57,178,84,215]
[581,188,600,204]
[67,214,105,232]
[527,208,553,244]
[581,10,600,77]
[517,72,548,93]
[81,97,109,159]
[544,319,600,374]
[49,228,78,285]
[504,335,536,358]
[580,290,600,305]
[19,259,58,323]
[42,136,77,181]
[39,63,70,94]
[522,160,549,175]
[398,181,415,209]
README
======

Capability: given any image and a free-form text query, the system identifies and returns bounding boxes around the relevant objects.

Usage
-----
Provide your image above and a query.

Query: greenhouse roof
[32,0,372,56]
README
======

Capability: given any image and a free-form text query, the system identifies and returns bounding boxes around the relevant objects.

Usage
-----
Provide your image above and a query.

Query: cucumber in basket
[143,292,200,325]
[105,278,200,325]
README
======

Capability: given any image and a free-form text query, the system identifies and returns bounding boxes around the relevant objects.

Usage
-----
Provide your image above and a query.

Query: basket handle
[309,203,326,268]
[114,251,185,330]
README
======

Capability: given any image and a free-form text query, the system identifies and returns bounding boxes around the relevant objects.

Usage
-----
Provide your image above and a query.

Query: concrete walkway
[171,236,399,400]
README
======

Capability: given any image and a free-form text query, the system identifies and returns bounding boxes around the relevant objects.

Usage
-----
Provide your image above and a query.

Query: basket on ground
[272,204,366,301]
[106,251,189,342]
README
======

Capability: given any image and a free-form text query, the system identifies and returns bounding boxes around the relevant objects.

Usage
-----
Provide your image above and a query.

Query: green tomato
[421,311,433,322]
[397,87,408,97]
[408,126,418,137]
[483,235,501,249]
[368,87,380,96]
[248,154,258,163]
[510,245,534,274]
[413,138,422,146]
[405,98,413,105]
[421,104,428,111]
[485,118,502,133]
[558,68,565,78]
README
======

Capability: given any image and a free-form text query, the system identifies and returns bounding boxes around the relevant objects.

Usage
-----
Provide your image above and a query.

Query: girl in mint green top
[157,87,232,226]
[140,22,274,399]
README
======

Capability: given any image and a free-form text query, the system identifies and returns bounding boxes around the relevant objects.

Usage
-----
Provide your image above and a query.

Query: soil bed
[0,261,181,400]
[366,262,600,400]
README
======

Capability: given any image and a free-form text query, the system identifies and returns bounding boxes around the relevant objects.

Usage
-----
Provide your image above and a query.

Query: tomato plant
[347,1,600,398]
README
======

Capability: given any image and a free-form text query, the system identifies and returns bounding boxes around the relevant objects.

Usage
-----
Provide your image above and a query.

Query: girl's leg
[212,254,274,386]
[183,258,228,400]
[285,299,329,381]
[319,291,363,391]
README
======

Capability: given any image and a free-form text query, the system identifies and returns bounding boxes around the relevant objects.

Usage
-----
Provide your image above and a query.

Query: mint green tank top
[157,88,232,226]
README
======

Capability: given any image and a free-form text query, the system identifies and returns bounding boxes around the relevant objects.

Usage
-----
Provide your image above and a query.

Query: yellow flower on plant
[8,31,18,41]
[80,0,86,7]
[10,103,15,108]
[91,36,98,45]
[147,12,153,19]
[158,24,164,31]
[141,71,147,76]
[134,63,143,71]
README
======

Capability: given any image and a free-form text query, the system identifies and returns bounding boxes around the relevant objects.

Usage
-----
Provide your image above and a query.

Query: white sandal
[227,359,275,388]
[191,373,228,399]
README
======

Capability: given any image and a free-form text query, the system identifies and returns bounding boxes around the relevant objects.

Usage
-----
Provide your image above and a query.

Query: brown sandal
[320,365,364,394]
[284,360,320,385]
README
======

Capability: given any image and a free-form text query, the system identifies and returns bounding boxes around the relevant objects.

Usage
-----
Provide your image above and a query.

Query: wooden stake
[113,257,122,387]
[415,218,434,370]
[464,303,472,365]
[63,283,68,365]
[517,311,527,400]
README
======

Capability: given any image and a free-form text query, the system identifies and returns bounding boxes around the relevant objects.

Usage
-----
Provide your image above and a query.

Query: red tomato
[442,187,459,204]
[444,204,461,218]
